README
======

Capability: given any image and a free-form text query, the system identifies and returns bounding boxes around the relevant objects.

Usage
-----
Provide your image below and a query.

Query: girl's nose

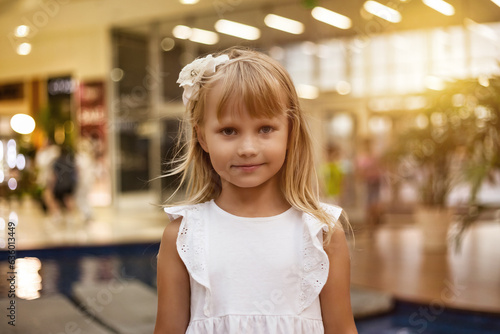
[237,135,258,157]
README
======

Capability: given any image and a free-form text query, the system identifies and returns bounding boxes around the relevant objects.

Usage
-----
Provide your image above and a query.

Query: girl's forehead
[218,98,287,122]
[205,80,288,121]
[214,108,288,130]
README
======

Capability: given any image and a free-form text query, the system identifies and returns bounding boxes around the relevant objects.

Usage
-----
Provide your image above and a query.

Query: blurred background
[1,0,500,333]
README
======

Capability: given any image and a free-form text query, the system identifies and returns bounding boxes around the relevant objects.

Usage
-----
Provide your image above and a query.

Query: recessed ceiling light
[422,0,455,16]
[172,25,219,45]
[189,28,219,45]
[16,42,31,55]
[363,1,402,23]
[172,25,192,39]
[264,14,304,35]
[15,25,30,37]
[215,19,260,40]
[311,7,352,30]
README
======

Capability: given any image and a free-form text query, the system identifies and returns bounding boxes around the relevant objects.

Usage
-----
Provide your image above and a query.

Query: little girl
[154,47,358,334]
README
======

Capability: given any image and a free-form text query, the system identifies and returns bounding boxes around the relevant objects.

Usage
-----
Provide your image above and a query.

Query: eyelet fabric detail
[298,203,342,313]
[164,202,212,317]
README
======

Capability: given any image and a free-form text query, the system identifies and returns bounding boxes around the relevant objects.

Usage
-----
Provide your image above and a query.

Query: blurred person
[356,138,383,234]
[43,145,78,227]
[34,138,60,212]
[75,138,96,223]
[321,143,345,204]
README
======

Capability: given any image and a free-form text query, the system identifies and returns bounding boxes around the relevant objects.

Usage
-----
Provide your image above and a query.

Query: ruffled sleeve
[164,203,212,317]
[299,203,343,313]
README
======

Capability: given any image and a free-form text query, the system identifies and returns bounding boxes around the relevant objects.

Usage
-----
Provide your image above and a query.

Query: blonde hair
[165,47,344,244]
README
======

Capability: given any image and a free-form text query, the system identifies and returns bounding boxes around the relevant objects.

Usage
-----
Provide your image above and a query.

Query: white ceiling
[2,0,500,48]
[0,0,288,34]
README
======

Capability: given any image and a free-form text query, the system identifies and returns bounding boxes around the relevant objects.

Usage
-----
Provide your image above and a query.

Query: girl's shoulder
[300,202,344,236]
[319,202,343,220]
[163,201,211,222]
[303,202,343,224]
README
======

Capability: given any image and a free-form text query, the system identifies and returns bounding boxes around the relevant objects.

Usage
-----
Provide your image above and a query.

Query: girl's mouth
[233,164,263,172]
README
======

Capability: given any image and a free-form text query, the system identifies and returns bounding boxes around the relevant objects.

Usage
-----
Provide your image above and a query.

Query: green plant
[452,76,500,250]
[385,76,500,247]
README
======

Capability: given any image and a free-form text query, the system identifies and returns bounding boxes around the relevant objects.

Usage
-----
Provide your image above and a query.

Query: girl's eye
[260,126,273,134]
[221,128,236,136]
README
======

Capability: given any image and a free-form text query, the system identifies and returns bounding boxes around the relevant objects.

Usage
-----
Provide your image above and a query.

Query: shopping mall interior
[1,0,500,333]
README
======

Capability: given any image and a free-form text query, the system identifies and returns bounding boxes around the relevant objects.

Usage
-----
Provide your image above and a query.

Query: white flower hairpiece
[177,54,230,106]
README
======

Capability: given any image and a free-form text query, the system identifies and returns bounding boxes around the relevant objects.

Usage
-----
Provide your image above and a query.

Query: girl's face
[197,82,289,195]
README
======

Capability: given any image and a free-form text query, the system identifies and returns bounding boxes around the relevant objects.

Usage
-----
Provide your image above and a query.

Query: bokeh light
[15,257,42,300]
[16,42,32,55]
[10,114,36,134]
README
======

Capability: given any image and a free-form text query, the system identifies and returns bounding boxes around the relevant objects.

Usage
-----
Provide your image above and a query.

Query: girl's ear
[195,125,209,152]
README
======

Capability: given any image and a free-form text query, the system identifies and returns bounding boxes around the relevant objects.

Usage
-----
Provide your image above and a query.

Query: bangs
[212,59,289,119]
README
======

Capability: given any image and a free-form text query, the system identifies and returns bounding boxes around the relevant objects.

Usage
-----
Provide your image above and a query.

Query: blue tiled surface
[3,243,500,333]
[356,299,500,334]
[2,243,160,299]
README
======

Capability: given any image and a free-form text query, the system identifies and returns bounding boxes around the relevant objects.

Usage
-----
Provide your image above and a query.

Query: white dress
[164,200,342,334]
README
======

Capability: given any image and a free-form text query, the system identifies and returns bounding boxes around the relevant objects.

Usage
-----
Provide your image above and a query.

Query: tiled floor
[1,192,500,333]
[0,192,168,250]
[351,219,500,314]
[355,300,500,334]
[2,237,499,333]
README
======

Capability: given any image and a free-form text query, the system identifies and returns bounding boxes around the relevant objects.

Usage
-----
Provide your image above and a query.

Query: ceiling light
[16,42,31,55]
[15,25,30,37]
[173,25,219,45]
[189,28,219,45]
[422,0,455,16]
[215,19,260,40]
[492,0,500,7]
[311,7,352,30]
[179,0,199,4]
[363,1,402,23]
[172,25,192,39]
[296,84,319,99]
[10,114,36,134]
[264,14,304,34]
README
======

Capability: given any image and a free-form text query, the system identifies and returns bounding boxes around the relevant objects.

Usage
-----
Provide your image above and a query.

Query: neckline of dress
[210,199,295,222]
